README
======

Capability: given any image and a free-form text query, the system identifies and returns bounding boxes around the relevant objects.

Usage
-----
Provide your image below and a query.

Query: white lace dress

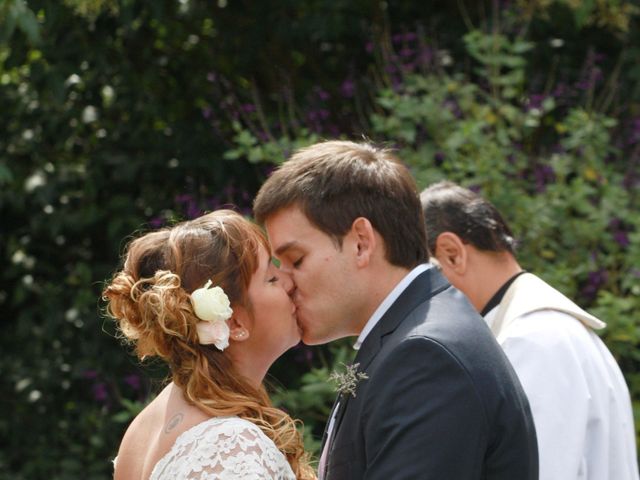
[149,416,296,479]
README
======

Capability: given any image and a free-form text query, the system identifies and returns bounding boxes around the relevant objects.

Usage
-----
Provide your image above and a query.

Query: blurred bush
[1,0,639,477]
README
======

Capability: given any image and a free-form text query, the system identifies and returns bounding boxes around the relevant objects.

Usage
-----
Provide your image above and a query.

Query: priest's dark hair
[420,181,517,257]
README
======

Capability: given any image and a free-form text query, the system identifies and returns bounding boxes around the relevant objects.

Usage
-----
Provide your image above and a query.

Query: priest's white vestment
[485,273,639,480]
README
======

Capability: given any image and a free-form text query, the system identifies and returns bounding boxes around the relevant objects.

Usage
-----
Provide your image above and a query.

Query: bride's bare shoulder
[114,383,209,480]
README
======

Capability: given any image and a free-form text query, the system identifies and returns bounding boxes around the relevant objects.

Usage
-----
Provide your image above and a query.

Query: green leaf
[574,0,597,29]
[0,163,13,184]
[15,5,40,44]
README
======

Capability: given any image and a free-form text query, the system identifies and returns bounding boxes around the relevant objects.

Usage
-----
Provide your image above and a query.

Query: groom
[253,140,538,479]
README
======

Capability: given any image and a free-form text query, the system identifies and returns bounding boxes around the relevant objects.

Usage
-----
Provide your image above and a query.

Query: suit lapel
[324,267,450,473]
[354,267,449,371]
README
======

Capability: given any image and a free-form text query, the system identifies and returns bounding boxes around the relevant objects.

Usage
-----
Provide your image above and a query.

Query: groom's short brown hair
[253,140,428,268]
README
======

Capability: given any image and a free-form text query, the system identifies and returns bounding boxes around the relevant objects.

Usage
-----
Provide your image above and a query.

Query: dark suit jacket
[321,266,538,479]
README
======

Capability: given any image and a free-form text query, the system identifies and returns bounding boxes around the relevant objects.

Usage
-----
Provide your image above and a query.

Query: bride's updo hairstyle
[103,210,313,479]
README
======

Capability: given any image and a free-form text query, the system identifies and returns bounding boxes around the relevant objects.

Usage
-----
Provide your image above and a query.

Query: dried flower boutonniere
[329,362,369,398]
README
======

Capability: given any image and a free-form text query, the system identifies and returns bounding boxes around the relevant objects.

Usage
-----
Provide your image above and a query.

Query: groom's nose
[280,271,296,296]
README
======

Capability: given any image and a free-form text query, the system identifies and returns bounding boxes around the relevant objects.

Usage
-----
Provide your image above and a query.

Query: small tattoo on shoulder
[165,413,184,433]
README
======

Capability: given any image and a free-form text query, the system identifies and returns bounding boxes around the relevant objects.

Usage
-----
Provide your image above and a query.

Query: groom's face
[265,204,361,345]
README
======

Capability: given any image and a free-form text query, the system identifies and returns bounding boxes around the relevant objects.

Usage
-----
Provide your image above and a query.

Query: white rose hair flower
[190,279,233,351]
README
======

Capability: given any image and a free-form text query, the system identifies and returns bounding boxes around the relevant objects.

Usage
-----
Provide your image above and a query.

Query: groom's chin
[300,332,324,346]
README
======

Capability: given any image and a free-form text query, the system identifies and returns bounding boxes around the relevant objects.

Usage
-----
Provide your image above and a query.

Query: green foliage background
[1,1,639,478]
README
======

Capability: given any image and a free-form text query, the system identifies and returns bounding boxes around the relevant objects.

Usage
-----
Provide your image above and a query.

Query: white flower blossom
[190,280,233,350]
[24,171,46,192]
[82,105,98,123]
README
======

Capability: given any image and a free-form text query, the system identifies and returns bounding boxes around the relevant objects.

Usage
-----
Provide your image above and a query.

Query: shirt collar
[483,304,499,329]
[353,264,431,350]
[479,270,527,316]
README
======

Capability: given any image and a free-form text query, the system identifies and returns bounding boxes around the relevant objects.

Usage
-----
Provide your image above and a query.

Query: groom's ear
[349,217,376,268]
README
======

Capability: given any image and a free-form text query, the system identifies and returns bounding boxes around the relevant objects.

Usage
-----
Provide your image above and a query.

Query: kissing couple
[106,140,538,479]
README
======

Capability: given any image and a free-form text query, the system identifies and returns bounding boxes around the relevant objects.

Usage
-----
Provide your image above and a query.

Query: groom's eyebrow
[274,241,299,256]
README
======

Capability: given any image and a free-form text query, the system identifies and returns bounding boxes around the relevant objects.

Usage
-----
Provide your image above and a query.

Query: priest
[421,181,639,480]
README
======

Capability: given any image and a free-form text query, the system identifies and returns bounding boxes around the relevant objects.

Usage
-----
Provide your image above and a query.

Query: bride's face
[244,246,301,360]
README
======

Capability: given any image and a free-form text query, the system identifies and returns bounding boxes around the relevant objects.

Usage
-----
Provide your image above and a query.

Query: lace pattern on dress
[149,416,296,480]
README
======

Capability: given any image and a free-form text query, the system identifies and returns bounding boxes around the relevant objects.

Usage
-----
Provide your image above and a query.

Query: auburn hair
[103,210,314,479]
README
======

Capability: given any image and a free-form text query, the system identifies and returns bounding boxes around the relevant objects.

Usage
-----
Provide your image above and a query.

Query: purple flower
[82,369,98,379]
[92,382,109,403]
[534,164,555,192]
[206,72,217,83]
[613,231,630,248]
[149,216,165,228]
[315,88,330,102]
[399,47,415,58]
[124,374,141,391]
[340,79,355,98]
[240,103,256,114]
[202,107,213,120]
[582,268,608,301]
[527,93,546,110]
[551,82,579,106]
[609,218,631,248]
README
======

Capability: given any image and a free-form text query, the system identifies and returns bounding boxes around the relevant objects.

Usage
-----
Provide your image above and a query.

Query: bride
[103,210,315,479]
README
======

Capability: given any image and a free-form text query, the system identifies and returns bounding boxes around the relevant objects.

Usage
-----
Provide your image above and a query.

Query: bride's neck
[227,350,268,390]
